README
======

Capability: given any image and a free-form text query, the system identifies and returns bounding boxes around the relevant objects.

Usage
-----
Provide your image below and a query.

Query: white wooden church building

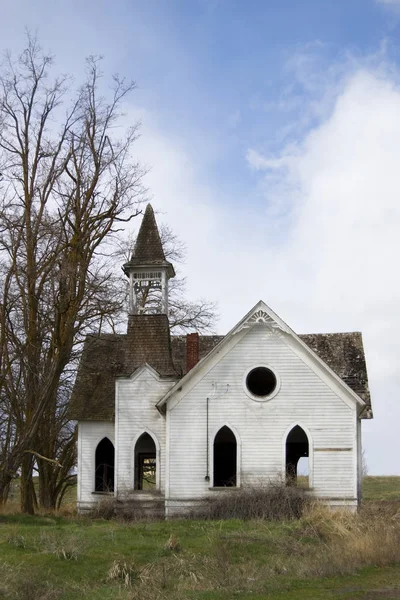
[69,205,372,515]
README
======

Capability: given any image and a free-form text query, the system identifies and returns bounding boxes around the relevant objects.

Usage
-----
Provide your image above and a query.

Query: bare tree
[0,36,145,512]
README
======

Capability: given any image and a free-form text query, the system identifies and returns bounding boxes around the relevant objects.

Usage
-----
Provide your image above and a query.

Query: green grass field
[0,476,399,600]
[363,476,400,501]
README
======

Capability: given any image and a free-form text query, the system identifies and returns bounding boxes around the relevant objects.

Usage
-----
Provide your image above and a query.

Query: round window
[246,367,277,398]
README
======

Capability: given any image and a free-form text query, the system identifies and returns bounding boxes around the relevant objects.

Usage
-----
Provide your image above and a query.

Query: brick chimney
[186,333,199,372]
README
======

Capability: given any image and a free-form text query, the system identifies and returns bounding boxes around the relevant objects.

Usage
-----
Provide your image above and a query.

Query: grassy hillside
[0,477,399,599]
[363,476,400,501]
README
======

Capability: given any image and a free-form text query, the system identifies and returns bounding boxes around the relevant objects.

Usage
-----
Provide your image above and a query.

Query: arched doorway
[285,425,309,487]
[213,426,237,487]
[95,438,115,492]
[134,432,157,490]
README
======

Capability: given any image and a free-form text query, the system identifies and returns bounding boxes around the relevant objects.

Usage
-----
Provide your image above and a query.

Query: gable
[170,332,370,406]
[170,325,357,417]
[159,301,370,414]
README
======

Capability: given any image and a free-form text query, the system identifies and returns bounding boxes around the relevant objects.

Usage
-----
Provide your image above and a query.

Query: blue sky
[2,0,400,474]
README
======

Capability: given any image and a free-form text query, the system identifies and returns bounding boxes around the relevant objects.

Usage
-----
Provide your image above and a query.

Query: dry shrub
[164,534,180,552]
[108,559,139,587]
[39,530,84,560]
[89,496,116,520]
[116,495,165,522]
[192,482,311,521]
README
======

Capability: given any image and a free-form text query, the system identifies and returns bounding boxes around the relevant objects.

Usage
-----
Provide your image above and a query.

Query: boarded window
[213,426,237,487]
[134,433,157,490]
[95,438,115,492]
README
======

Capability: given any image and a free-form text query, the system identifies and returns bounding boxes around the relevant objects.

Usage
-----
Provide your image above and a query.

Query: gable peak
[233,301,288,336]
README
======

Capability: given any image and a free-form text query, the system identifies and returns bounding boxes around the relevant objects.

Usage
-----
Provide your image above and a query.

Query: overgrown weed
[88,495,116,520]
[39,530,84,560]
[191,482,311,521]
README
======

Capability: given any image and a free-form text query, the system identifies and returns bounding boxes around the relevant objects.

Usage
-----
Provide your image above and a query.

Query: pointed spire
[123,204,175,315]
[130,204,166,264]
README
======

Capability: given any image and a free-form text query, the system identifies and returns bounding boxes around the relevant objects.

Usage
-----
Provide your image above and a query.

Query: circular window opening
[246,367,277,398]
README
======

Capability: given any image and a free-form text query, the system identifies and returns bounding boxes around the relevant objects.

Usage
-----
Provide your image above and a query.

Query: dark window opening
[246,367,277,397]
[95,437,115,492]
[285,425,309,487]
[134,433,157,490]
[213,426,237,487]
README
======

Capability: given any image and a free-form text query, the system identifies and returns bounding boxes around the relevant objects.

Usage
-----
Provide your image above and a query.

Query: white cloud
[247,67,400,475]
[123,63,400,475]
[377,0,400,5]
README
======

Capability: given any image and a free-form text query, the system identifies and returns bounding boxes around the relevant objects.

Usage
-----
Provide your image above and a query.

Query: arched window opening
[134,433,157,490]
[213,426,237,487]
[95,438,115,492]
[285,426,309,487]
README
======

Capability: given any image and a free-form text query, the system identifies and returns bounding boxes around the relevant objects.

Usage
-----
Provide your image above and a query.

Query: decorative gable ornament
[235,309,287,336]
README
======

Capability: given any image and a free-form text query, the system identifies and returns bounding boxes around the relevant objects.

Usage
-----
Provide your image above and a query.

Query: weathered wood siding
[167,326,358,510]
[115,367,172,495]
[77,421,115,510]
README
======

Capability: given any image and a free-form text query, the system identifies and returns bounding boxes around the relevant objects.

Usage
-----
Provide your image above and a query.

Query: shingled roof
[122,204,175,277]
[68,315,178,421]
[68,329,371,421]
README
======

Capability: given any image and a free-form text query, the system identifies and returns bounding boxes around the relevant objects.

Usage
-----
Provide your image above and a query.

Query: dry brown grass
[296,503,400,577]
[38,530,85,560]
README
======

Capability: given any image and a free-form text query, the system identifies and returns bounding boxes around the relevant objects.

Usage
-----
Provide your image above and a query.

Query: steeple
[123,204,175,315]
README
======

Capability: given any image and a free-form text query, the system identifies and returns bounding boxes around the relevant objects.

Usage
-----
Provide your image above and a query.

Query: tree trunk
[20,455,35,514]
[0,474,12,504]
[38,462,57,510]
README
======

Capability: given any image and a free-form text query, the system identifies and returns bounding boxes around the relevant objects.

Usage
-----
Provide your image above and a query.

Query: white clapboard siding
[115,366,173,495]
[167,325,358,502]
[77,421,115,508]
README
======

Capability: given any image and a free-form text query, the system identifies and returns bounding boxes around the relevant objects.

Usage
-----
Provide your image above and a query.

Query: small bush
[192,482,311,521]
[107,559,138,587]
[89,496,116,520]
[39,530,84,560]
[164,534,180,552]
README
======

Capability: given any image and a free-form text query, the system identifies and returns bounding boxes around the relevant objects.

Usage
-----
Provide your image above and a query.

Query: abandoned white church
[69,205,373,515]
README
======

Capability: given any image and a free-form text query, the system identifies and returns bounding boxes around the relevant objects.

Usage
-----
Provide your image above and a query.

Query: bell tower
[123,204,175,315]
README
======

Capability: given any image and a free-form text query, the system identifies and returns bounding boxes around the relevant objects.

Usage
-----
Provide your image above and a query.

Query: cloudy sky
[2,0,400,474]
